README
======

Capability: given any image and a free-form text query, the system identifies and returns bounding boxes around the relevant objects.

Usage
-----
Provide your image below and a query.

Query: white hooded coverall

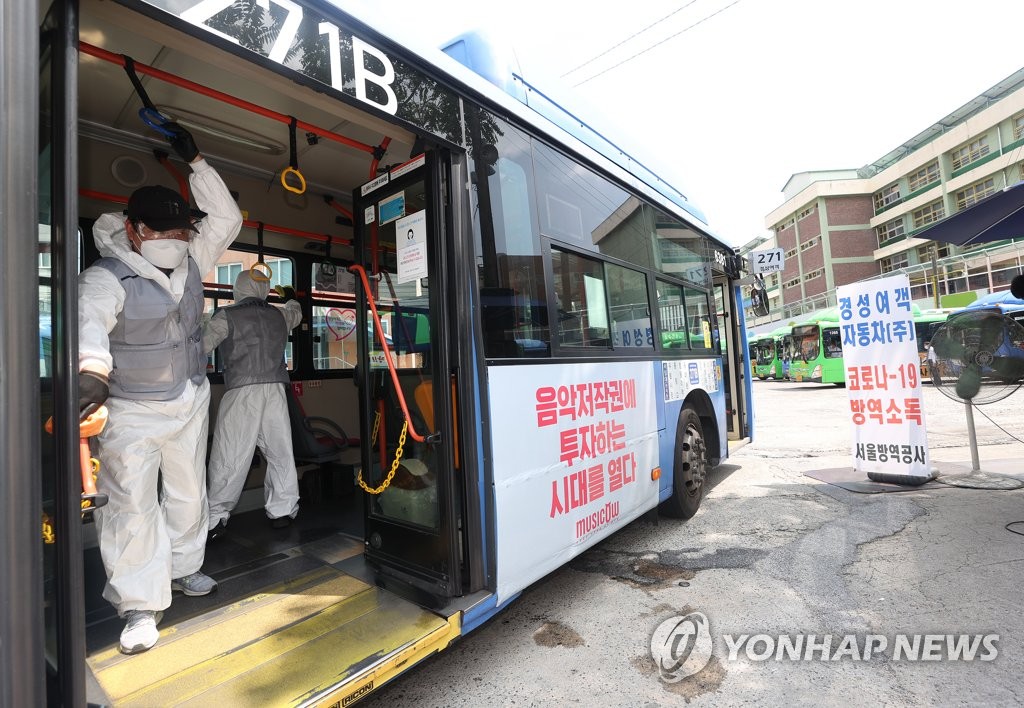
[204,272,303,525]
[78,159,242,616]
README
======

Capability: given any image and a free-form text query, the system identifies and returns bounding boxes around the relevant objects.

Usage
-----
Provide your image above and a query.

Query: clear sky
[346,0,1024,247]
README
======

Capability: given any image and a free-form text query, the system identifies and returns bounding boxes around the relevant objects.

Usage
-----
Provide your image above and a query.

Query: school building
[746,66,1024,330]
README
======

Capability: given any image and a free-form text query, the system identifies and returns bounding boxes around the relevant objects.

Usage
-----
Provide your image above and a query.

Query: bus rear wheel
[661,407,707,519]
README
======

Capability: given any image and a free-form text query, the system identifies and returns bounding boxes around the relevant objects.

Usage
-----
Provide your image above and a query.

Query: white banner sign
[836,274,932,484]
[489,362,660,604]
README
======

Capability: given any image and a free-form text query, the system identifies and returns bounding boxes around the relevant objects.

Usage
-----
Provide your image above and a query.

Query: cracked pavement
[360,381,1024,707]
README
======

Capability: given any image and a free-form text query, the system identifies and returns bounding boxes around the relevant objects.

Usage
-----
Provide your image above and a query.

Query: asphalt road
[360,380,1024,707]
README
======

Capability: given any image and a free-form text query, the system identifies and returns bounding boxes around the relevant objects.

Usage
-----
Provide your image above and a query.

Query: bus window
[684,286,714,351]
[310,262,357,370]
[656,279,689,349]
[607,262,652,350]
[471,111,551,358]
[823,327,843,358]
[551,247,610,348]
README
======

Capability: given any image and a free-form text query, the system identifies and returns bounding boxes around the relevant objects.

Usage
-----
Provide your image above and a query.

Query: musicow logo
[649,612,714,682]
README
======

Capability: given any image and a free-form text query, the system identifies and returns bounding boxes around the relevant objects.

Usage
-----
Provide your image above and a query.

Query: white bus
[3,0,756,704]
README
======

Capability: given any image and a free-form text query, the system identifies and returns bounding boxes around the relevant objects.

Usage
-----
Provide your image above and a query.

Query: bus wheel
[661,407,707,519]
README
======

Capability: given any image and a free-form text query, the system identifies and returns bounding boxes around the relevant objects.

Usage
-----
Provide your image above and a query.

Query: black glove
[163,121,200,163]
[79,371,109,412]
[274,285,297,303]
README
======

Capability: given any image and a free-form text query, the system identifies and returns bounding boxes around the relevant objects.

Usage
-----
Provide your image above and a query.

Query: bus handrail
[79,42,382,158]
[348,263,429,444]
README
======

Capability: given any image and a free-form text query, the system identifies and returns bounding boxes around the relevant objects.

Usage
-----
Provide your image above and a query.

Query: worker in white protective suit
[77,122,242,655]
[204,271,303,537]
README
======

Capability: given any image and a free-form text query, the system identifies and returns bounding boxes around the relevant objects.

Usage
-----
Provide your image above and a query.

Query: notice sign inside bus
[836,274,933,484]
[489,362,659,603]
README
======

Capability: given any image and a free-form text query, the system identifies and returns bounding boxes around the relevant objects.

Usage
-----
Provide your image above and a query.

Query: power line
[560,1,699,79]
[572,0,744,88]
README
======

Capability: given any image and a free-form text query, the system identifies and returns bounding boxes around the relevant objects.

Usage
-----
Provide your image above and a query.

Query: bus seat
[285,384,358,498]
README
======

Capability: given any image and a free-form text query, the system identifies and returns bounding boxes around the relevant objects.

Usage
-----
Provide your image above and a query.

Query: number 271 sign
[750,247,785,274]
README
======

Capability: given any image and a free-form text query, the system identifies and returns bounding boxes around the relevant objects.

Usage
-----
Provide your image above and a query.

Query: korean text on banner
[836,274,934,485]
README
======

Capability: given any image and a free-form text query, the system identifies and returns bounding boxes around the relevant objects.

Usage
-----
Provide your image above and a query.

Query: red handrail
[80,42,381,156]
[76,42,380,154]
[348,263,427,443]
[78,188,361,247]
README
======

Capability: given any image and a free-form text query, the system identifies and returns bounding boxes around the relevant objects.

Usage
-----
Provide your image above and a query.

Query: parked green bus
[789,309,844,385]
[752,333,777,379]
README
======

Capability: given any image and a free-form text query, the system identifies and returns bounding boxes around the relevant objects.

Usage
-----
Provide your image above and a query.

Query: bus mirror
[750,275,769,317]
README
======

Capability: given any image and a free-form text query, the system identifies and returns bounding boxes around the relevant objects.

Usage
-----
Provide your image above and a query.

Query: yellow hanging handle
[280,116,307,194]
[357,413,407,495]
[250,261,273,282]
[280,166,306,195]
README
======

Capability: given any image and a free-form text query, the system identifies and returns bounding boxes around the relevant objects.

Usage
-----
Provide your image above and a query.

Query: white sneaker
[171,571,218,596]
[120,610,162,655]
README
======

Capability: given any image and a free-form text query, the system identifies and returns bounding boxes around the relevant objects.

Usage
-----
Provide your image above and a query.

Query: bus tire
[661,407,707,519]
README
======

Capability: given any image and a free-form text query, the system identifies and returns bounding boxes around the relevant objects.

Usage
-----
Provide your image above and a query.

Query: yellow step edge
[305,612,461,708]
[118,587,429,706]
[92,571,371,697]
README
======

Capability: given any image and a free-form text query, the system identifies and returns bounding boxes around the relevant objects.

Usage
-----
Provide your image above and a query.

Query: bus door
[352,151,462,601]
[713,280,748,440]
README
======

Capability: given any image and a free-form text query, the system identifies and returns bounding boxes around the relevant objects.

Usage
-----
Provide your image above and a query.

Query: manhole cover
[935,473,1024,490]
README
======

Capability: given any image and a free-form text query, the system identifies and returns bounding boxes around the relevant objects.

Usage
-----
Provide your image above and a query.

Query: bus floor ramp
[85,564,454,706]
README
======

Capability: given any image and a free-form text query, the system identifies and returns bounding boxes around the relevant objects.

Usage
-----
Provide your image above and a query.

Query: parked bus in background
[751,332,777,379]
[913,308,957,378]
[3,1,758,704]
[771,325,794,380]
[789,309,845,385]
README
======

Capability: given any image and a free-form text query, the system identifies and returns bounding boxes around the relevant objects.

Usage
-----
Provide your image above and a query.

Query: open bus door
[351,151,463,603]
[713,278,751,442]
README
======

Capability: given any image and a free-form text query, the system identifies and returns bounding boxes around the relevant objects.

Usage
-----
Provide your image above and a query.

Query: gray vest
[217,298,290,390]
[95,256,206,401]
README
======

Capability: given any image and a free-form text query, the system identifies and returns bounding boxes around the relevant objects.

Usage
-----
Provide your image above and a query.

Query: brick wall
[824,196,873,226]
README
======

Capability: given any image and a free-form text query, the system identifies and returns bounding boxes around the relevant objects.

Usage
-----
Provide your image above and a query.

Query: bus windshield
[792,325,819,361]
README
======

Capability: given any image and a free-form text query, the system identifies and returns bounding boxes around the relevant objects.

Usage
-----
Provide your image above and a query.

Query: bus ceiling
[79,0,419,214]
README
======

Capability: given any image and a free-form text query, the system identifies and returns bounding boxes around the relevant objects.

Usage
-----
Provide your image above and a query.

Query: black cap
[126,185,204,232]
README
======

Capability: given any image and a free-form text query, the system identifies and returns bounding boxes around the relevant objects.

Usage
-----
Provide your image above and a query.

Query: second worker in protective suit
[204,272,303,538]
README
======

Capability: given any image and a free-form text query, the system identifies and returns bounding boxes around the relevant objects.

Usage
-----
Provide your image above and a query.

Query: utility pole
[930,243,940,308]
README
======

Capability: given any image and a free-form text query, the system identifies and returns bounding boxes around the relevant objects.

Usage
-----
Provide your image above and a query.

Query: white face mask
[139,239,188,269]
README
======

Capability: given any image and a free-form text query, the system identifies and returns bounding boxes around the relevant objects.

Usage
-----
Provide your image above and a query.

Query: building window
[875,217,905,246]
[806,269,824,280]
[1014,113,1024,141]
[912,199,945,228]
[873,183,901,211]
[916,243,949,263]
[783,277,801,289]
[908,160,940,192]
[799,237,819,252]
[775,217,795,233]
[216,262,243,285]
[955,177,996,211]
[880,253,909,273]
[797,204,815,220]
[950,136,990,170]
[785,247,797,260]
